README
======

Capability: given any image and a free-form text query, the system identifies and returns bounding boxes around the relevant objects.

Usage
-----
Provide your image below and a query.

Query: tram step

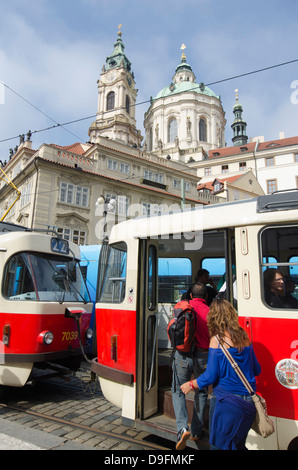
[158,388,195,420]
[159,388,210,428]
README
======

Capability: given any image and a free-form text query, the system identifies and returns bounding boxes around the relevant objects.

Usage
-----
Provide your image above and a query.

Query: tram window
[201,258,225,288]
[158,258,191,303]
[148,245,157,310]
[98,242,127,303]
[261,226,298,309]
[146,315,156,388]
[3,252,90,302]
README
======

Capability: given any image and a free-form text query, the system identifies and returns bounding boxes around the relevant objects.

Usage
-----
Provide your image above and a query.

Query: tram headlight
[85,328,93,340]
[37,330,54,345]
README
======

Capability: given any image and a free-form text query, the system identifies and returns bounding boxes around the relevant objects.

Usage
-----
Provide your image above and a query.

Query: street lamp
[96,195,117,241]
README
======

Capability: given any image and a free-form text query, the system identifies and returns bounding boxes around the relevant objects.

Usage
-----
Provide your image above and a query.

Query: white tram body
[92,191,298,449]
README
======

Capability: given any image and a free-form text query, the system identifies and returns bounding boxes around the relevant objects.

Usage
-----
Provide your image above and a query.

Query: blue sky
[0,0,298,161]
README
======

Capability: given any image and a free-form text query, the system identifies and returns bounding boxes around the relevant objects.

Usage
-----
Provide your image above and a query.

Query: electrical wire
[1,58,297,146]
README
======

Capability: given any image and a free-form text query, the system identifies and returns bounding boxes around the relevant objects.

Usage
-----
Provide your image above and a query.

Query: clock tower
[89,25,143,147]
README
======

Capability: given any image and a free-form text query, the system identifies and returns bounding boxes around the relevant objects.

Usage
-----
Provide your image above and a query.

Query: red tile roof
[208,135,298,159]
[51,142,92,156]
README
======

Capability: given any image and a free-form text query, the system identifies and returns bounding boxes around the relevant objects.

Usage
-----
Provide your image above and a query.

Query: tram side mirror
[65,308,86,320]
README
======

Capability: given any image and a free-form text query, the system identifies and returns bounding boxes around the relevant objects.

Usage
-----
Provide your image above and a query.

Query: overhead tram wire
[1,57,297,146]
[0,82,86,143]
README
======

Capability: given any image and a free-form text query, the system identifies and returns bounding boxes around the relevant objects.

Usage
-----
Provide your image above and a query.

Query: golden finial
[235,88,239,102]
[118,24,122,37]
[180,43,186,60]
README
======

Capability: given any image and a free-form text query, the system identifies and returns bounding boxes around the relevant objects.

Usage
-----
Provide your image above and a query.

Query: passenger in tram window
[181,298,261,451]
[263,268,285,308]
[283,278,298,309]
[172,283,210,450]
[195,269,218,306]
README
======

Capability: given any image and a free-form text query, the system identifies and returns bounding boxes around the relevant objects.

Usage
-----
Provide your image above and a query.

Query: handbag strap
[215,335,255,396]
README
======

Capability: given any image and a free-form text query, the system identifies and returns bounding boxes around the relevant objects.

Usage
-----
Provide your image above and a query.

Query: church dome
[153,47,219,101]
[154,80,219,100]
[144,45,226,162]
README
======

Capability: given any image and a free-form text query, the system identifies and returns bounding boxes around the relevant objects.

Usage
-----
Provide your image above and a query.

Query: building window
[144,170,164,184]
[265,157,274,167]
[294,153,298,163]
[148,127,153,152]
[204,167,211,176]
[267,179,277,194]
[107,159,130,174]
[199,118,207,142]
[168,118,177,143]
[105,193,130,216]
[142,202,160,216]
[126,95,130,114]
[20,182,32,208]
[59,182,89,208]
[239,162,247,171]
[107,91,115,111]
[173,179,181,190]
[57,227,86,245]
[221,165,229,174]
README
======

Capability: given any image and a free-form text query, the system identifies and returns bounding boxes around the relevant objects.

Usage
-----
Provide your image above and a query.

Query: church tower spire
[88,25,143,147]
[231,89,248,146]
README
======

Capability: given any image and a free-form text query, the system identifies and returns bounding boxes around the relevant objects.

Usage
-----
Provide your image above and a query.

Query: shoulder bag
[216,336,275,438]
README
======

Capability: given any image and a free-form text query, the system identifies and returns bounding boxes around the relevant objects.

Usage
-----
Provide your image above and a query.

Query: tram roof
[109,191,298,243]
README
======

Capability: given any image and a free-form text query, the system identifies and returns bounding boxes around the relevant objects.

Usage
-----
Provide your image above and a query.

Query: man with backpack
[171,282,210,450]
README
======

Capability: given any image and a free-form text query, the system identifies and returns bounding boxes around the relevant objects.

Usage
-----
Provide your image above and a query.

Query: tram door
[138,239,159,419]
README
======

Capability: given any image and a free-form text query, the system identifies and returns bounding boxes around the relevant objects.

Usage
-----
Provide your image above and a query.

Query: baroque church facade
[3,27,297,244]
[143,45,226,163]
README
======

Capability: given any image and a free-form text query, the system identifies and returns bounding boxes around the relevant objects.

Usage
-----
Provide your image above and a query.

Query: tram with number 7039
[91,189,298,450]
[0,222,93,388]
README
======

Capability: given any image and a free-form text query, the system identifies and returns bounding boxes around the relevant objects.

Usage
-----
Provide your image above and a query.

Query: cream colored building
[0,134,207,244]
[197,170,264,202]
[194,135,298,195]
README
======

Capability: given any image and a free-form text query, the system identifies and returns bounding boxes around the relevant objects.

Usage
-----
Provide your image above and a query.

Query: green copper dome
[153,80,219,100]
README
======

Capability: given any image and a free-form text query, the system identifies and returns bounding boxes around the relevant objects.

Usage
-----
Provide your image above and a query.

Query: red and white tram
[92,190,298,450]
[0,222,92,387]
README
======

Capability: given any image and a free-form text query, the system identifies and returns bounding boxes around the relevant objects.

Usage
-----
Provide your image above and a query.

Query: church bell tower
[89,25,143,147]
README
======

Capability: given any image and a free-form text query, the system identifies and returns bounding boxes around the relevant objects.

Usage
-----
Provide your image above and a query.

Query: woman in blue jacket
[181,298,261,450]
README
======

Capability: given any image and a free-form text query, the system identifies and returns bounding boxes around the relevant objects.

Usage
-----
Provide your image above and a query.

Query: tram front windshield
[3,252,90,303]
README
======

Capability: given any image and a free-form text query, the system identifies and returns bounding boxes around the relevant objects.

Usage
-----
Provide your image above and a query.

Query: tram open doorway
[134,347,210,449]
[136,229,234,448]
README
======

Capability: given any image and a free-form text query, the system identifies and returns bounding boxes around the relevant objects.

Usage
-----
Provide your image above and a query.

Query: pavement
[0,417,96,450]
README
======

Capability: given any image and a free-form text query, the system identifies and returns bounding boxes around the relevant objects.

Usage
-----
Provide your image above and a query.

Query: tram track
[0,401,172,451]
[0,367,175,451]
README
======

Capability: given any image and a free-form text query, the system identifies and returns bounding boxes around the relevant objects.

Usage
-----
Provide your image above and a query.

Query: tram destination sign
[51,237,69,255]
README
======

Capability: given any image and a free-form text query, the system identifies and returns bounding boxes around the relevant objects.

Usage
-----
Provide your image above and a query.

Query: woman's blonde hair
[207,298,249,350]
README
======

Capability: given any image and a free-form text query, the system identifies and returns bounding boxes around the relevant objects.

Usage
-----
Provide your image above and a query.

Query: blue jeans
[171,349,208,435]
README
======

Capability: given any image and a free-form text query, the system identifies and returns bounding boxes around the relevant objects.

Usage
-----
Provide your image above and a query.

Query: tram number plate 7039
[62,331,78,341]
